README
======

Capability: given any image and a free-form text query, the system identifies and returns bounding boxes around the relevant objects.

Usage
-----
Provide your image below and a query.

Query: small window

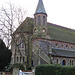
[23,57,25,62]
[22,42,24,48]
[62,60,66,65]
[57,59,59,64]
[43,16,45,25]
[19,38,24,48]
[35,17,36,25]
[70,60,71,65]
[20,57,21,62]
[38,15,41,25]
[17,57,19,62]
[70,60,73,65]
[56,43,59,48]
[19,38,22,48]
[61,45,63,49]
[72,60,73,65]
[66,45,68,49]
[71,46,72,49]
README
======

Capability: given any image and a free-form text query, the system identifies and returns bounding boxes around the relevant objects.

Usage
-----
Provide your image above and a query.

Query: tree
[0,39,12,71]
[0,2,27,48]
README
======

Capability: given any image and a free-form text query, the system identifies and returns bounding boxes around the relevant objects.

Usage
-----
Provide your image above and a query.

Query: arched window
[19,38,22,48]
[57,59,59,64]
[20,57,21,62]
[70,60,71,65]
[71,46,72,49]
[66,45,68,49]
[70,60,73,65]
[19,38,24,48]
[43,16,45,25]
[32,60,33,67]
[35,17,36,25]
[23,57,25,62]
[72,60,73,65]
[62,59,66,65]
[56,43,59,48]
[61,45,63,49]
[38,15,41,25]
[17,57,18,62]
[22,42,24,48]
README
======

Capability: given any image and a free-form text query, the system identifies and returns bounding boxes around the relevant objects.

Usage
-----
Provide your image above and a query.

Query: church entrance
[62,60,66,65]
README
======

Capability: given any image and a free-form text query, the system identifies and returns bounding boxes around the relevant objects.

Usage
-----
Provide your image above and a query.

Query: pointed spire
[35,0,47,15]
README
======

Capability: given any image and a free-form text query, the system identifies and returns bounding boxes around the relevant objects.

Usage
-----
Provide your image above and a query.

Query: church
[11,0,75,69]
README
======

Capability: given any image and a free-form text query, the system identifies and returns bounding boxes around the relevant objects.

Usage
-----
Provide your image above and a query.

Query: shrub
[35,64,75,75]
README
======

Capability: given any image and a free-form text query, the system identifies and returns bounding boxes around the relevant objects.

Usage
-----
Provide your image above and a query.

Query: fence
[19,70,32,75]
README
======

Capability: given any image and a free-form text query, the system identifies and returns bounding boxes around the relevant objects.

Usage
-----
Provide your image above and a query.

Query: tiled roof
[52,48,75,58]
[35,0,46,14]
[13,17,34,34]
[14,17,75,43]
[47,23,75,43]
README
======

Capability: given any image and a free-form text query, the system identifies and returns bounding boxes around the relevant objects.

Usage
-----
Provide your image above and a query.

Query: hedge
[35,64,75,75]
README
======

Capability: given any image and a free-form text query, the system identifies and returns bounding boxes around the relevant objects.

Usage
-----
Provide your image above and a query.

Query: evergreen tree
[0,39,12,71]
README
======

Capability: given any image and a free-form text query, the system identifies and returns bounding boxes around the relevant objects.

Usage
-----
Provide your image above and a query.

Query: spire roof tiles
[35,0,46,14]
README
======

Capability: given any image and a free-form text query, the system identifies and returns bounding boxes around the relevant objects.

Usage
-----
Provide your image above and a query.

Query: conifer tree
[0,39,12,71]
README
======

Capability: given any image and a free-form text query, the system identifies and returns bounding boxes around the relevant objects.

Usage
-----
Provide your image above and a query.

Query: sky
[1,0,75,30]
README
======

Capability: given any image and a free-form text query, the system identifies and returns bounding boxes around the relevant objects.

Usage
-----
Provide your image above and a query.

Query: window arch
[66,45,68,49]
[57,59,59,64]
[62,59,66,65]
[56,43,59,48]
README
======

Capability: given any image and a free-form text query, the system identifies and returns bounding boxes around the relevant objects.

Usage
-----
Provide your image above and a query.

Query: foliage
[0,39,12,71]
[35,64,75,75]
[13,63,25,71]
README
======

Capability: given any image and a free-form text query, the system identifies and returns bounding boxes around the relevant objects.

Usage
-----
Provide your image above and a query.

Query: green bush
[35,64,75,75]
[13,63,25,71]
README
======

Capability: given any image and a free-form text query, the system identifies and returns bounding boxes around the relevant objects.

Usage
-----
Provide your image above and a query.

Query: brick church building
[11,0,75,69]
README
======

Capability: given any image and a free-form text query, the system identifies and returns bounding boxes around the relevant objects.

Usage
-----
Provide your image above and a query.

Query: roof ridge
[47,22,75,32]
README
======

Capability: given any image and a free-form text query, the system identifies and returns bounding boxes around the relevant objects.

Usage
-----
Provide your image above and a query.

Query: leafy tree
[0,39,12,71]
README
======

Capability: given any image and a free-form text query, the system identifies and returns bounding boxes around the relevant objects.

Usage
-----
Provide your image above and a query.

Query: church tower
[34,0,47,37]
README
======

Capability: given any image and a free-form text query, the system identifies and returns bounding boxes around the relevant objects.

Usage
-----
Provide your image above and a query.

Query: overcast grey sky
[1,0,75,29]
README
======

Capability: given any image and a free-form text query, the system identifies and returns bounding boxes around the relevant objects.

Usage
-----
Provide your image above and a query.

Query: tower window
[38,15,41,25]
[35,17,36,26]
[43,16,45,25]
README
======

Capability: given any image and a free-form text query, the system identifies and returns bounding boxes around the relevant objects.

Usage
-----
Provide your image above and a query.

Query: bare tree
[0,2,27,48]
